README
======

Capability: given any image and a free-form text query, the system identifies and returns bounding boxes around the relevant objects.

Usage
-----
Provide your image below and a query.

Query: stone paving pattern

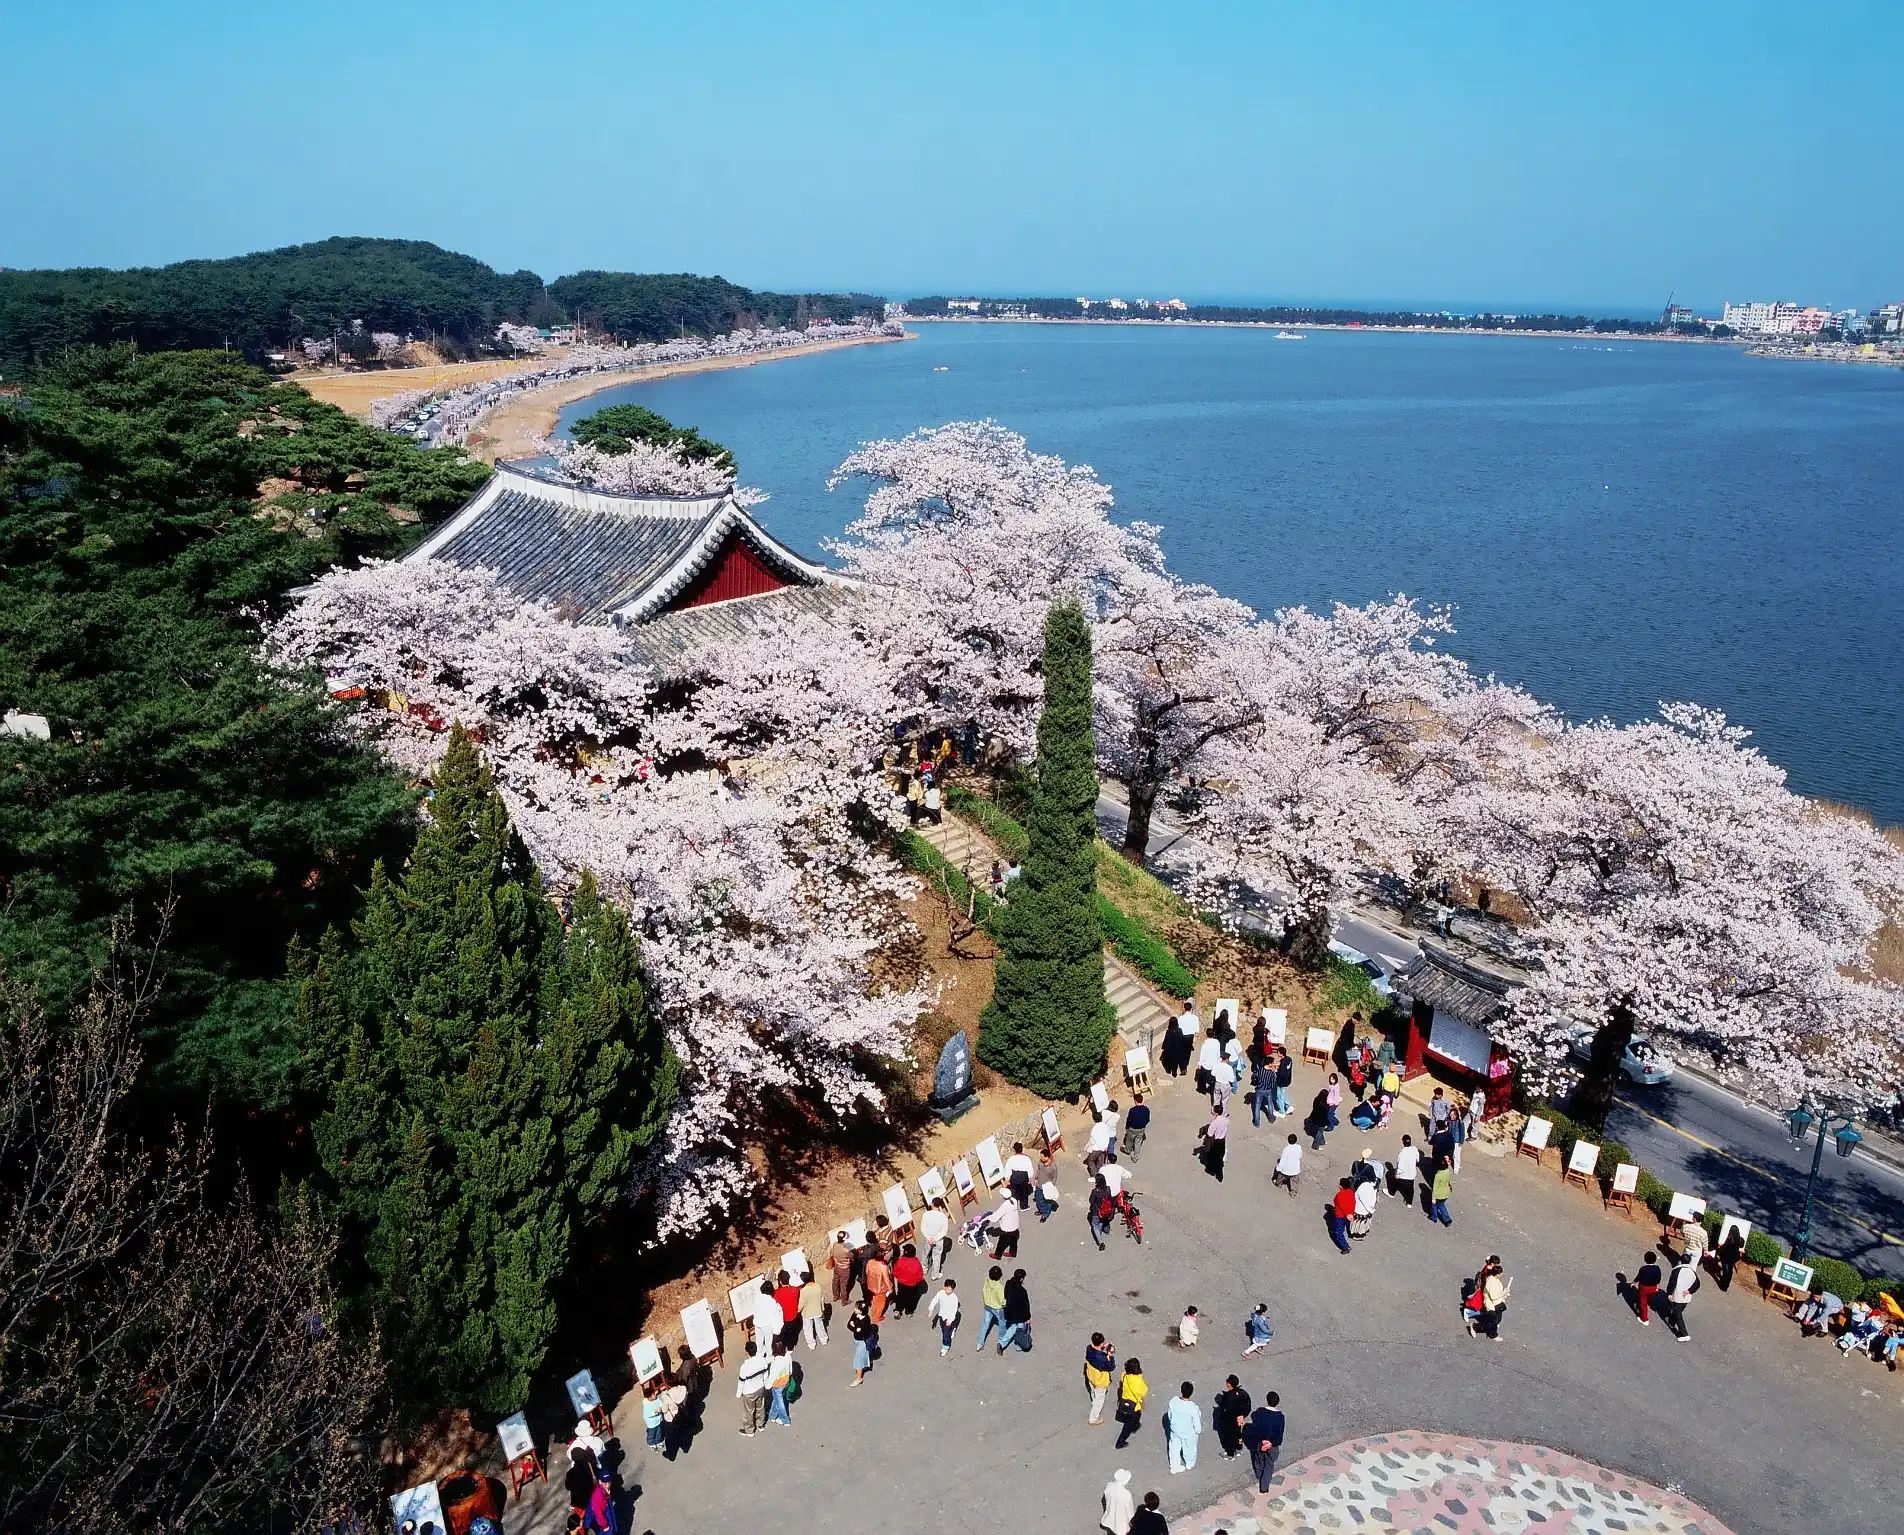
[1182,1430,1734,1534]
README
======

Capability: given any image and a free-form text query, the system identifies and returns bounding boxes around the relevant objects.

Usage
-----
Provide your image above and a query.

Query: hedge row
[1096,893,1199,998]
[1525,1103,1900,1302]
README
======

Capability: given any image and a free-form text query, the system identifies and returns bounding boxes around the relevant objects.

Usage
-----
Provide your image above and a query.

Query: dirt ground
[292,354,551,416]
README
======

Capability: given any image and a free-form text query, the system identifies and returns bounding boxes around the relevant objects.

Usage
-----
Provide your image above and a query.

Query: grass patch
[945,784,1029,861]
[1096,893,1198,996]
[1319,952,1386,1018]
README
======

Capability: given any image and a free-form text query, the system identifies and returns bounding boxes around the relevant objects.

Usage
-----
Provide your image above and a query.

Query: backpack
[1093,1189,1115,1222]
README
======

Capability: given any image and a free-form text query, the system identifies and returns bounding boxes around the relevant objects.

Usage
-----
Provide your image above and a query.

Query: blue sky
[2,1,1898,311]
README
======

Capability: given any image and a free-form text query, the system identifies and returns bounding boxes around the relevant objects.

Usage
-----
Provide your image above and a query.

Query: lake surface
[561,323,1904,823]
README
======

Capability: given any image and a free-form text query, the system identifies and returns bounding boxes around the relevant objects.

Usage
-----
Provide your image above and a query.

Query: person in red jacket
[892,1244,928,1315]
[773,1270,802,1349]
[1329,1179,1356,1254]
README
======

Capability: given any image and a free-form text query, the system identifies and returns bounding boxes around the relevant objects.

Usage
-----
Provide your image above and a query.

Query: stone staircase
[915,812,1177,1054]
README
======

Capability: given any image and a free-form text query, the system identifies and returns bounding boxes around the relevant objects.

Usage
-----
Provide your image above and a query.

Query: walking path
[507,1041,1903,1535]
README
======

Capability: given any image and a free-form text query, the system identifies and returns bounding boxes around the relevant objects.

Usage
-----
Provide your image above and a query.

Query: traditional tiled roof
[619,585,862,670]
[1393,941,1520,1028]
[406,464,840,624]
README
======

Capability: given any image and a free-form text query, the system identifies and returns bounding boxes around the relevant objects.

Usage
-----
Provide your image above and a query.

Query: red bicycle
[1115,1191,1143,1244]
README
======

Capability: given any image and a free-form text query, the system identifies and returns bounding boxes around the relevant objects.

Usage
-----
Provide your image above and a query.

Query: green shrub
[1096,894,1198,997]
[1634,1169,1676,1220]
[1320,953,1386,1019]
[1808,1256,1863,1299]
[1744,1231,1786,1268]
[1595,1140,1634,1179]
[1859,1277,1900,1306]
[946,784,1030,861]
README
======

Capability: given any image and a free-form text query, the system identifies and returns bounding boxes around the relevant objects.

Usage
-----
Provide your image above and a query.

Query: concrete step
[1103,952,1175,1050]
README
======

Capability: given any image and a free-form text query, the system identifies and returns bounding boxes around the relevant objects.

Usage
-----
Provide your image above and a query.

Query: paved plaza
[532,1064,1903,1535]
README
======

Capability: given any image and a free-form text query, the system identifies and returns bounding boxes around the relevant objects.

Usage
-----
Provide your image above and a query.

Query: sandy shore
[291,355,550,415]
[469,332,907,463]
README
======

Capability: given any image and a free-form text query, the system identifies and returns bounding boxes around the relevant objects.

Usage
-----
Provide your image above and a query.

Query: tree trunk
[1121,777,1158,865]
[1286,898,1331,971]
[1567,998,1636,1130]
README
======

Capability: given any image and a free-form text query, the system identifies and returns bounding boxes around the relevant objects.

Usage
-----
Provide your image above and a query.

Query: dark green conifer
[979,602,1115,1096]
[301,726,675,1415]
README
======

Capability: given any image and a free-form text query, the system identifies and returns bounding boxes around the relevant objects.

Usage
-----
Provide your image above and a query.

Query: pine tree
[299,726,675,1416]
[979,602,1116,1096]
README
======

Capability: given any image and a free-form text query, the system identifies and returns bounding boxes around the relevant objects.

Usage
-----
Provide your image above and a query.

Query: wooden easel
[1041,1107,1065,1156]
[507,1448,545,1497]
[950,1156,979,1209]
[1766,1278,1807,1309]
[1606,1186,1634,1216]
[1124,1047,1151,1094]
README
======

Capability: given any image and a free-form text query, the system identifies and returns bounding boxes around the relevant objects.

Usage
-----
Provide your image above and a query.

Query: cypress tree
[979,602,1116,1096]
[298,726,676,1416]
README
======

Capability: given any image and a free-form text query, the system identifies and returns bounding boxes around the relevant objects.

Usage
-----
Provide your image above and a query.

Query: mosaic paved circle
[1176,1430,1734,1535]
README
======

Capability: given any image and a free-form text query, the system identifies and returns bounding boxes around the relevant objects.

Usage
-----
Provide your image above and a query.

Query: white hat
[1112,1468,1132,1485]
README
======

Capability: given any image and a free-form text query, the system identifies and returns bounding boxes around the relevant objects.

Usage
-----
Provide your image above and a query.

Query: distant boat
[932,365,949,371]
[1276,331,1305,340]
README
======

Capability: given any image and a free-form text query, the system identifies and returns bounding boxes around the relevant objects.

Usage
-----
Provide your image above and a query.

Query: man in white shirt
[1086,1114,1115,1174]
[1099,1156,1132,1198]
[735,1340,771,1435]
[1661,1256,1697,1342]
[1005,1144,1038,1207]
[752,1281,786,1355]
[926,1279,961,1354]
[921,1199,952,1281]
[1273,1134,1303,1197]
[991,1194,1022,1259]
[1390,1135,1421,1205]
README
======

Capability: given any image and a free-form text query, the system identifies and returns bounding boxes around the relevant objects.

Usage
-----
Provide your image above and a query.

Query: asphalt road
[1094,782,1904,1282]
[1606,1069,1904,1280]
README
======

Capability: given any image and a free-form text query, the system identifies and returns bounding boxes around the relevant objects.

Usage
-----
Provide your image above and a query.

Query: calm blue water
[560,324,1904,823]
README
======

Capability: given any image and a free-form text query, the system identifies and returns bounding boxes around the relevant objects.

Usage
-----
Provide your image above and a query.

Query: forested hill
[547,270,885,341]
[0,237,887,373]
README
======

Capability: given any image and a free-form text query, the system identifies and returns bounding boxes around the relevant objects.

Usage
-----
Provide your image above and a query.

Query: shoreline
[904,314,1724,345]
[468,331,909,462]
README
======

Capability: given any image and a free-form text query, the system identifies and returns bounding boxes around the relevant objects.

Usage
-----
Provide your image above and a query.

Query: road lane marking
[1613,1095,1902,1251]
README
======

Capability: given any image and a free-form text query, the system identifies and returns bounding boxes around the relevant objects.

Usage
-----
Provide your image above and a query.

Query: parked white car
[1568,1028,1675,1085]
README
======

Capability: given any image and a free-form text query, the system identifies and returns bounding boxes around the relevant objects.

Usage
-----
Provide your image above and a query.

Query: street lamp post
[1786,1101,1862,1261]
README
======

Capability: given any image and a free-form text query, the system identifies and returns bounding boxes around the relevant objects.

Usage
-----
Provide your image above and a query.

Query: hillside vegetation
[0,237,885,373]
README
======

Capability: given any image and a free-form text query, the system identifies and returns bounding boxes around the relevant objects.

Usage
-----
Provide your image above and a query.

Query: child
[1243,1303,1273,1357]
[1178,1305,1200,1349]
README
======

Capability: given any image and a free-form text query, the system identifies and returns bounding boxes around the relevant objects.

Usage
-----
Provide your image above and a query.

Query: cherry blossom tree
[538,435,768,506]
[1459,704,1904,1115]
[266,561,932,1240]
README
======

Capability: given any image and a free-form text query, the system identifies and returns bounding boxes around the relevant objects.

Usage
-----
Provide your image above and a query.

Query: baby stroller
[1115,1190,1143,1244]
[958,1209,996,1252]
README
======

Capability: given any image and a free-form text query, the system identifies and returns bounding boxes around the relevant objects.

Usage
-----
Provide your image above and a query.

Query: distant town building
[1106,297,1129,311]
[1873,302,1904,335]
[946,298,981,312]
[1721,301,1833,336]
[1159,298,1188,312]
[996,303,1029,319]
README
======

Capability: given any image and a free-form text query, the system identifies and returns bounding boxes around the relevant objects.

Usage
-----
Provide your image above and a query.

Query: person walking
[1086,1111,1116,1175]
[1130,1491,1169,1535]
[1329,1179,1356,1254]
[1427,1161,1454,1227]
[863,1248,895,1322]
[1661,1253,1698,1341]
[1243,1302,1273,1357]
[1122,1094,1151,1161]
[1325,1072,1342,1130]
[892,1243,927,1316]
[926,1278,961,1354]
[1085,1332,1117,1424]
[736,1340,771,1434]
[1391,1135,1420,1206]
[1089,1177,1116,1250]
[998,1267,1033,1353]
[976,1265,1008,1351]
[1449,1103,1467,1174]
[1114,1358,1149,1449]
[1351,1172,1378,1238]
[847,1300,876,1386]
[799,1265,828,1348]
[1199,1102,1229,1181]
[1246,1392,1286,1493]
[1273,1134,1302,1197]
[1213,1375,1251,1459]
[1250,1054,1277,1127]
[991,1192,1022,1260]
[922,1198,951,1281]
[1164,1382,1202,1473]
[1634,1250,1664,1325]
[765,1338,794,1425]
[1274,1048,1294,1115]
[1474,1259,1511,1340]
[1428,1086,1452,1135]
[1099,1469,1136,1535]
[1308,1085,1332,1150]
[1714,1223,1745,1293]
[1176,1305,1200,1349]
